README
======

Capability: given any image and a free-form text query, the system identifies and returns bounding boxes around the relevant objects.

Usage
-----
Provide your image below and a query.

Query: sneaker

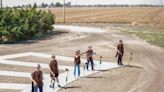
[58,84,61,87]
[49,84,54,88]
[121,64,124,66]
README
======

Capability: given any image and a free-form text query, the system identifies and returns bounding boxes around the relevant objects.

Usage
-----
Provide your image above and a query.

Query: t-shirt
[49,60,59,76]
[86,50,93,61]
[74,55,81,65]
[31,71,43,86]
[117,43,124,55]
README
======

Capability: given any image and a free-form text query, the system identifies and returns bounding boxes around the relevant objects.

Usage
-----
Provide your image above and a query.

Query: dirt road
[0,24,164,92]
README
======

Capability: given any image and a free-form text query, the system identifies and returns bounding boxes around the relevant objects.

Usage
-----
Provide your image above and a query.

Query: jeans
[33,85,43,92]
[87,60,94,70]
[74,64,80,77]
[117,55,123,65]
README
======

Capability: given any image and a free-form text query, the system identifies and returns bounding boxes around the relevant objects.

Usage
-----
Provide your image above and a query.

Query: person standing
[74,50,84,78]
[31,64,43,92]
[86,46,95,70]
[49,55,61,88]
[115,40,124,66]
[31,69,36,92]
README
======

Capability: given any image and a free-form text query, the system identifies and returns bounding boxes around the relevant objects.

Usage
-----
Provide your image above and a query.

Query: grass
[121,28,164,48]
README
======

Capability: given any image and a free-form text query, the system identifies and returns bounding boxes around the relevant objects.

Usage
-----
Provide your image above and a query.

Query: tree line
[12,2,71,8]
[72,4,164,7]
[10,2,164,8]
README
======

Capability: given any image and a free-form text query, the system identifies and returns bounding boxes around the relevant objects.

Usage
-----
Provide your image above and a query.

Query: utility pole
[63,0,66,24]
[0,0,2,8]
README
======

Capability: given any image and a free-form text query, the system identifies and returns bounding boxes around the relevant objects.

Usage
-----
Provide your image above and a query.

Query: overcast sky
[2,0,164,7]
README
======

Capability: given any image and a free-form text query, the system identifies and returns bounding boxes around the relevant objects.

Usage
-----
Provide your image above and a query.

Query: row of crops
[0,7,55,43]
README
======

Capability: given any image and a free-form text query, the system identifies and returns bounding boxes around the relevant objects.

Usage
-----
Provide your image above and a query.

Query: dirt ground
[0,24,164,92]
[0,89,20,92]
[0,76,30,84]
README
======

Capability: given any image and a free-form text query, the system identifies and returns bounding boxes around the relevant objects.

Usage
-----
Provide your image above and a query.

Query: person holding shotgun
[85,46,95,70]
[115,40,124,66]
[74,50,84,78]
[49,55,61,88]
[31,64,43,92]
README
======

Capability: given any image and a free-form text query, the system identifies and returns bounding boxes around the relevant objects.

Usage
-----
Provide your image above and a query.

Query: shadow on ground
[62,86,81,89]
[85,76,103,79]
[0,30,68,45]
[20,30,68,44]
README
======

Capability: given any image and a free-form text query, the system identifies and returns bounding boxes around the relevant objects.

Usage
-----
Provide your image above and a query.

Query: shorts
[50,73,59,78]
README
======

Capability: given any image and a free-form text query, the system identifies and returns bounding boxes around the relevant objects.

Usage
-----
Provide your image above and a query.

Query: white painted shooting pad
[0,52,118,92]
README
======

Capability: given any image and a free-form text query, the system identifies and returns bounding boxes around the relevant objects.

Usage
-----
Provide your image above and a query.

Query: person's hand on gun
[115,52,118,57]
[34,81,37,86]
[52,73,55,77]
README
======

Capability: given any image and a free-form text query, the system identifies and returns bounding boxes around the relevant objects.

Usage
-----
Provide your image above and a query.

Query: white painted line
[30,52,113,65]
[0,51,116,66]
[0,59,73,70]
[0,83,28,90]
[0,70,49,78]
[0,52,118,92]
[22,57,118,92]
[0,52,32,59]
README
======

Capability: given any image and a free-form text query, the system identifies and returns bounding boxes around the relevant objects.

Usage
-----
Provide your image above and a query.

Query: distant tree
[26,4,32,8]
[55,2,62,7]
[33,3,37,8]
[17,5,22,8]
[66,2,71,7]
[50,2,55,7]
[41,3,48,8]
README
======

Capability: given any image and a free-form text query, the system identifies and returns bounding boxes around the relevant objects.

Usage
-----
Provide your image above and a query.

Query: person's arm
[41,72,43,80]
[75,52,85,58]
[80,52,86,55]
[115,45,119,57]
[31,73,37,86]
[91,50,96,55]
[117,45,121,54]
[115,52,118,57]
[83,51,87,55]
[48,64,55,76]
[31,78,37,85]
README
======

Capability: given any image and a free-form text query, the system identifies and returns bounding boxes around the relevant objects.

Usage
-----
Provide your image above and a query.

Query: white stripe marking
[0,52,118,92]
[0,59,73,70]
